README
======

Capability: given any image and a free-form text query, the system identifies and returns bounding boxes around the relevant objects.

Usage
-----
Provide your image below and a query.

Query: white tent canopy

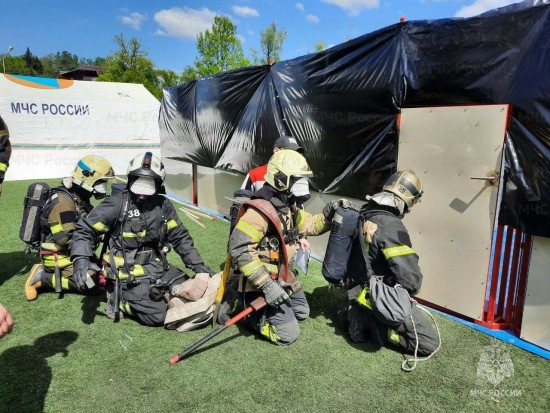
[0,74,160,180]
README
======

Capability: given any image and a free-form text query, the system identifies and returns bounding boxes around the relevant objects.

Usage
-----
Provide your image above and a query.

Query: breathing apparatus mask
[289,177,311,207]
[126,152,166,203]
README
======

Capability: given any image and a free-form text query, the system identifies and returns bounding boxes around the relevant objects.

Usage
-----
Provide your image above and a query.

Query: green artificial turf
[1,179,549,413]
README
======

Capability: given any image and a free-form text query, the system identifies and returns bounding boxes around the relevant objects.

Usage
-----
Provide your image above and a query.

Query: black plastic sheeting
[160,0,550,237]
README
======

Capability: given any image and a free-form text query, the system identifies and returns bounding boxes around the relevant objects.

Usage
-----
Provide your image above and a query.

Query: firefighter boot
[25,264,46,301]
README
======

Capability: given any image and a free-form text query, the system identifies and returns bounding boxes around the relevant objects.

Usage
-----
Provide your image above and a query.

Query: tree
[23,48,43,76]
[55,51,79,73]
[259,22,286,64]
[40,55,56,77]
[97,33,162,99]
[192,16,249,77]
[3,56,29,75]
[157,69,180,90]
[79,56,107,67]
[180,65,199,82]
[314,40,325,52]
[40,52,81,77]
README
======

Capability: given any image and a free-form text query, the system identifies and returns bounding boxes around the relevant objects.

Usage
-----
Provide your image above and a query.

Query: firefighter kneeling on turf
[323,170,440,361]
[227,149,328,345]
[25,156,115,300]
[70,152,215,326]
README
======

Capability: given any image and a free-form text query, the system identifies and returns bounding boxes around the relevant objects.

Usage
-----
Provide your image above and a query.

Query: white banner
[0,74,161,180]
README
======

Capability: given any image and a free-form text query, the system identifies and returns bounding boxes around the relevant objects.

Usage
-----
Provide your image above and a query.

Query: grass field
[1,179,549,413]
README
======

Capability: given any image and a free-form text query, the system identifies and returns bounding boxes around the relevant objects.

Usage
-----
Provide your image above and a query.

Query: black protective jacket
[71,191,204,274]
[348,205,422,295]
[0,133,11,183]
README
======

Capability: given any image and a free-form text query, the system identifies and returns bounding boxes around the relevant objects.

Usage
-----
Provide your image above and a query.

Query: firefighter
[70,152,214,326]
[241,134,303,193]
[0,115,12,197]
[332,170,440,356]
[25,155,115,300]
[228,149,329,345]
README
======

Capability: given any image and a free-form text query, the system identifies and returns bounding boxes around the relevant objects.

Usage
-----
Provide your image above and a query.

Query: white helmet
[127,152,166,196]
[264,149,312,192]
[382,169,423,210]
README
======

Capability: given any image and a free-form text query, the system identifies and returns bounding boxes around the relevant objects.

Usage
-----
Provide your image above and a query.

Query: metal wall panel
[163,157,193,203]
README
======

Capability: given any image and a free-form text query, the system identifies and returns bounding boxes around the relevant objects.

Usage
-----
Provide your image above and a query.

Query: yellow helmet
[382,169,423,210]
[264,149,312,191]
[72,155,115,195]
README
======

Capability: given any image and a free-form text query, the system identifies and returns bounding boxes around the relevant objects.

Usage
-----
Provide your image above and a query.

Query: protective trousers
[40,264,99,293]
[243,290,310,345]
[347,301,439,356]
[119,264,182,327]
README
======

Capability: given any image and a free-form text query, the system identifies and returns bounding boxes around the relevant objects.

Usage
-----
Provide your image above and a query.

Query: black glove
[322,198,357,221]
[72,257,91,290]
[191,263,216,277]
[261,278,290,307]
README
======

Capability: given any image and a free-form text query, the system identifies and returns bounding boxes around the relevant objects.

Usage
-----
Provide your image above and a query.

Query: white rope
[401,302,442,372]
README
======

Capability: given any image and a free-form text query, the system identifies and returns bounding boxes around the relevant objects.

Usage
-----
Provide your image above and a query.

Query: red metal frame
[511,234,533,336]
[477,226,532,330]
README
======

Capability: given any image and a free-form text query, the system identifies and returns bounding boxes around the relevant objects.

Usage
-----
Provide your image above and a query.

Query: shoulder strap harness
[236,199,294,284]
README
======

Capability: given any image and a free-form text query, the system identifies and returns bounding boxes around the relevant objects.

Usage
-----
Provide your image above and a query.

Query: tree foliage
[259,22,287,64]
[3,56,29,75]
[23,48,43,76]
[180,65,199,83]
[315,40,325,52]
[193,16,249,77]
[97,33,162,100]
[156,69,180,90]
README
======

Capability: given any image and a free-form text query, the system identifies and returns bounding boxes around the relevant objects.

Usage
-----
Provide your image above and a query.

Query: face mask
[93,181,107,194]
[92,181,109,199]
[290,177,310,198]
[130,177,156,196]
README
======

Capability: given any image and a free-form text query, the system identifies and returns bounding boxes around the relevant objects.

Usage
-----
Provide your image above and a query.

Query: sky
[2,0,525,73]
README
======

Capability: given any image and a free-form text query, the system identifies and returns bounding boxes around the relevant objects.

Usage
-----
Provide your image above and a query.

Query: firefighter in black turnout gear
[71,152,214,326]
[0,115,12,197]
[331,170,439,356]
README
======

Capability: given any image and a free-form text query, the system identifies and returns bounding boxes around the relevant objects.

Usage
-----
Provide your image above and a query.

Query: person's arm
[71,193,120,259]
[229,208,268,276]
[295,209,330,237]
[0,303,14,339]
[372,217,423,294]
[0,135,12,196]
[229,207,289,306]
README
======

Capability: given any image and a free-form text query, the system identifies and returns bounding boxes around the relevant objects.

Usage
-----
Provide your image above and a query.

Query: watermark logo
[477,341,514,386]
[469,341,523,398]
